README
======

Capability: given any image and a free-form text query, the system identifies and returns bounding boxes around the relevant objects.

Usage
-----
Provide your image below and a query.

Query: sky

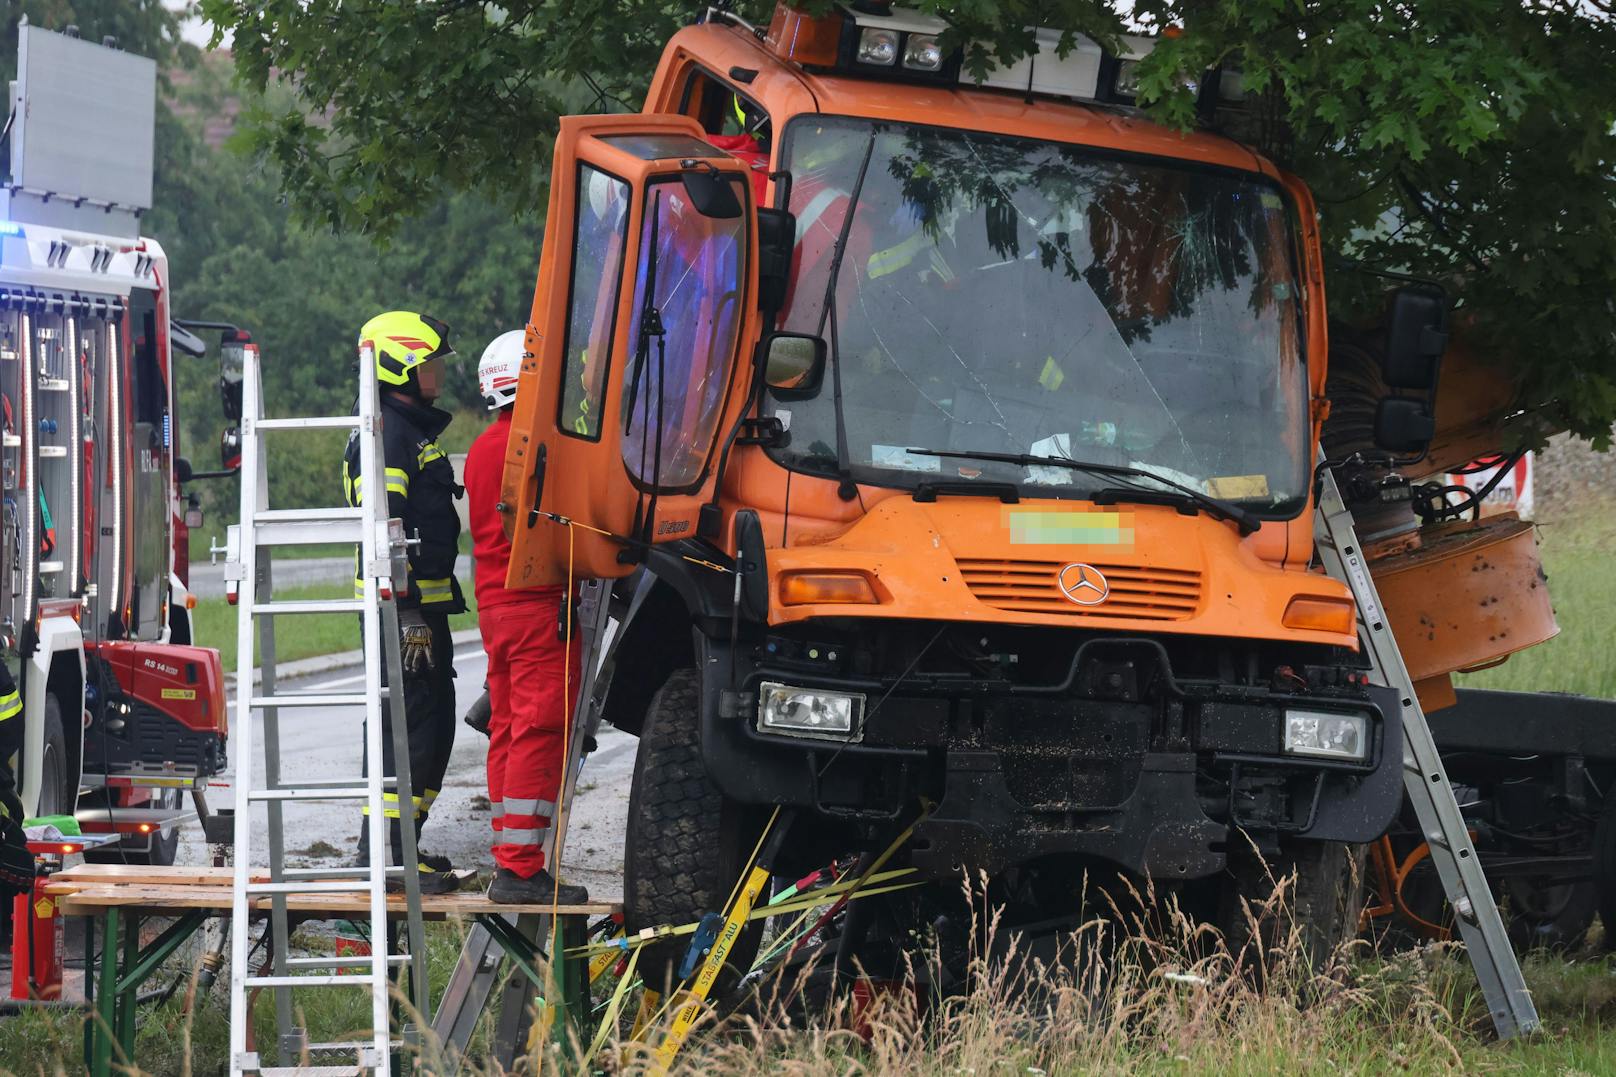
[169,1,229,49]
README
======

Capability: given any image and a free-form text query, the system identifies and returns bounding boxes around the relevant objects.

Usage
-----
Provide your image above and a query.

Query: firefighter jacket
[342,394,466,614]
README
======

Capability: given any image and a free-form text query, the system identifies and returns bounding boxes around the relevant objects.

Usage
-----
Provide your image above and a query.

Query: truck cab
[502,5,1440,966]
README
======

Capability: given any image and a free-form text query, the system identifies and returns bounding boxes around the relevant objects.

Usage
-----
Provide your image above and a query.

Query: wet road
[180,640,635,900]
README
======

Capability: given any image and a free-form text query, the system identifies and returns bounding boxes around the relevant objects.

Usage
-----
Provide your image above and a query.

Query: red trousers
[481,594,581,877]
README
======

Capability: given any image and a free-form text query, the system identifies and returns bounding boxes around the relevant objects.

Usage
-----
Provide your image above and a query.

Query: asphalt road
[179,640,635,901]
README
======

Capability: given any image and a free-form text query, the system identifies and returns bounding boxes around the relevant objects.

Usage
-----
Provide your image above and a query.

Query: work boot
[395,859,460,895]
[488,867,588,905]
[418,850,454,874]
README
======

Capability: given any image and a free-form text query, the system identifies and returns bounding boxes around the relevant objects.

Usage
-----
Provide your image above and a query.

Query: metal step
[252,507,365,546]
[247,787,372,803]
[249,693,368,709]
[252,599,364,616]
[79,767,203,790]
[285,955,410,970]
[283,865,404,880]
[254,416,361,431]
[244,974,377,989]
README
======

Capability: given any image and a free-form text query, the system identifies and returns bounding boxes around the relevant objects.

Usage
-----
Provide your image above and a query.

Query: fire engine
[1,24,236,881]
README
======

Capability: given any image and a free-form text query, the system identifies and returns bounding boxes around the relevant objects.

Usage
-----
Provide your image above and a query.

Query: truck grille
[958,558,1202,620]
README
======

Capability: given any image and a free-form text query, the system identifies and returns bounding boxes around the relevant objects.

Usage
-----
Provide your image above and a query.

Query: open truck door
[502,114,758,586]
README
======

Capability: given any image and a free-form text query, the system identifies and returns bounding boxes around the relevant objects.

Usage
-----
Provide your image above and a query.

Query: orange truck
[499,4,1460,967]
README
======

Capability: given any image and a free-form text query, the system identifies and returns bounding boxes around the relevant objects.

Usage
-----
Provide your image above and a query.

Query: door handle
[525,442,548,529]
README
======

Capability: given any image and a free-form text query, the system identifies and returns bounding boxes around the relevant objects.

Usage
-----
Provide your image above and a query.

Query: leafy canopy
[203,1,1616,443]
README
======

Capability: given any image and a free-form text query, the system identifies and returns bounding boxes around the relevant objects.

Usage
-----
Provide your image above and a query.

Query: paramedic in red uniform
[464,330,589,905]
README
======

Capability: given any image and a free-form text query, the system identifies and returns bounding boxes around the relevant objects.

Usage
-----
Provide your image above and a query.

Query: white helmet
[477,330,525,410]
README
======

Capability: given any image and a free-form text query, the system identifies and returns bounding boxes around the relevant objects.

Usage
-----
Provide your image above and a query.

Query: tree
[199,0,1616,445]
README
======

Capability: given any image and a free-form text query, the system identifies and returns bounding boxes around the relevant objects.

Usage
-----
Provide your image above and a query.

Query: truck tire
[34,696,72,819]
[1220,837,1365,979]
[1504,876,1596,953]
[623,668,766,993]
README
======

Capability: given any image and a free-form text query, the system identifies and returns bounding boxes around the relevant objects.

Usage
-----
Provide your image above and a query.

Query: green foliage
[201,0,1616,443]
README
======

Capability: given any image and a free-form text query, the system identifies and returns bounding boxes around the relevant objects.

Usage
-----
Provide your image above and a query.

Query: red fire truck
[2,25,236,878]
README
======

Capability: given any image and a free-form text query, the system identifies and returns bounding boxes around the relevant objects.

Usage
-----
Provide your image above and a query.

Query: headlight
[903,33,943,72]
[758,682,866,742]
[1283,709,1370,762]
[857,27,899,67]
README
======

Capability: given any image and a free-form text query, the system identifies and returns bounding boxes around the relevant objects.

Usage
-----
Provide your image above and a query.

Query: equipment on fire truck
[224,340,427,1076]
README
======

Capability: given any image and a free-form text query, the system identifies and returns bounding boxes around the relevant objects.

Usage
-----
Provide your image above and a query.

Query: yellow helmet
[358,310,454,388]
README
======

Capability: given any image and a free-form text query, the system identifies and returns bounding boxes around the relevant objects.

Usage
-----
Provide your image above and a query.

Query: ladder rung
[283,865,404,879]
[247,881,373,895]
[248,787,372,802]
[243,974,377,988]
[253,599,364,615]
[285,955,411,970]
[249,693,368,709]
[254,416,361,431]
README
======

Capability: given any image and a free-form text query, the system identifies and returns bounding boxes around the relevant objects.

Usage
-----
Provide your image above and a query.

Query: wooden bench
[45,864,620,1076]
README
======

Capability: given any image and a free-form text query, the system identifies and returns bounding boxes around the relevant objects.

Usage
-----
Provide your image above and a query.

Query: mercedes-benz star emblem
[1058,563,1109,606]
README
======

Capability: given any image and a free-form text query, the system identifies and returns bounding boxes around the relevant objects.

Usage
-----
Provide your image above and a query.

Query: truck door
[121,285,170,640]
[502,114,757,587]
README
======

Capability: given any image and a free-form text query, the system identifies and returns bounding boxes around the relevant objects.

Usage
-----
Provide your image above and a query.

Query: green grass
[189,582,479,669]
[1456,503,1616,699]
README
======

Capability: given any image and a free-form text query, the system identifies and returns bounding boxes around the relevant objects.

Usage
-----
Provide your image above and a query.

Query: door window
[620,178,747,490]
[557,164,631,440]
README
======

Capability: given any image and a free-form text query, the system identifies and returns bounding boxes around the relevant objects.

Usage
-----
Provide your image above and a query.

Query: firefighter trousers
[480,594,580,878]
[357,610,457,863]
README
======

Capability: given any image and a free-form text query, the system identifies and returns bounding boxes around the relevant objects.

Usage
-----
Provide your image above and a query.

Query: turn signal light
[1282,595,1356,635]
[778,571,878,606]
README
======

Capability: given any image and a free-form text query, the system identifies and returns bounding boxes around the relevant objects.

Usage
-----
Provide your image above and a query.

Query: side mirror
[220,426,242,472]
[756,207,796,313]
[762,332,826,400]
[219,337,248,422]
[1373,397,1435,455]
[175,456,194,484]
[1382,285,1448,390]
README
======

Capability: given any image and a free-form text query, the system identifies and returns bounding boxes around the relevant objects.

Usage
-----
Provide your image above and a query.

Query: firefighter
[464,330,589,904]
[0,667,33,895]
[347,310,465,894]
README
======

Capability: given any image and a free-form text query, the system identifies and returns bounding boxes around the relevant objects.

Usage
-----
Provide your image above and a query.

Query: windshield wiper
[814,128,878,502]
[906,447,1262,535]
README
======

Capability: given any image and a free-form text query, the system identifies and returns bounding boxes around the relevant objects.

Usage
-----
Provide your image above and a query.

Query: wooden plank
[52,864,245,885]
[52,883,618,919]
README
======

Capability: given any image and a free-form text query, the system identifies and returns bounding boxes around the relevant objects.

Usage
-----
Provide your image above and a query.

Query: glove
[399,607,435,675]
[464,687,492,737]
[0,813,35,892]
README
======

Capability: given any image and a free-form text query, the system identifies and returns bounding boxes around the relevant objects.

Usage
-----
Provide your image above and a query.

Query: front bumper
[701,642,1403,879]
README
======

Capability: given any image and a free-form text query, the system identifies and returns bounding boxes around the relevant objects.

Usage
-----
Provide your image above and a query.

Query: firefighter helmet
[477,330,525,410]
[359,310,454,388]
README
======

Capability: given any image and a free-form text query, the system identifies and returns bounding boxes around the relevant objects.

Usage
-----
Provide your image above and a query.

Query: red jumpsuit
[463,410,581,877]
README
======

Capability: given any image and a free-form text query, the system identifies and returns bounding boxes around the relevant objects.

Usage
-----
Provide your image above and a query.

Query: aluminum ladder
[1314,466,1538,1039]
[226,342,430,1075]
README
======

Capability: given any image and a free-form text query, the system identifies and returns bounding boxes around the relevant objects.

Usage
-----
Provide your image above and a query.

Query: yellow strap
[653,863,772,1073]
[584,942,641,1066]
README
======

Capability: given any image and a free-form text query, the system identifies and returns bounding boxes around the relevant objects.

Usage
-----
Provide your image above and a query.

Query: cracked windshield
[769,117,1309,513]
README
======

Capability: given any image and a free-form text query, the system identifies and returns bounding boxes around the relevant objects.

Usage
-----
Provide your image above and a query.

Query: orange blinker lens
[1282,596,1356,635]
[778,572,878,606]
[766,4,843,66]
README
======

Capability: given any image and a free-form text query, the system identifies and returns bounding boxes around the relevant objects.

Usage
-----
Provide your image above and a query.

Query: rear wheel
[34,696,71,820]
[1220,837,1365,980]
[1594,794,1616,950]
[623,668,767,993]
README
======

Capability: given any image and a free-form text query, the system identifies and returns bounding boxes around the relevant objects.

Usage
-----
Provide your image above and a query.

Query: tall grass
[1457,502,1616,699]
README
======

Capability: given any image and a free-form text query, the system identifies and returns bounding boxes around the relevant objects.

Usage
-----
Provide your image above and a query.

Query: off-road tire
[1220,837,1366,981]
[1503,876,1597,953]
[623,668,766,994]
[34,696,70,819]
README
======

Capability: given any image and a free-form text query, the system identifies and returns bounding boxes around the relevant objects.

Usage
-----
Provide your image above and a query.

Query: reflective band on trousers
[363,791,423,819]
[495,827,546,847]
[416,577,454,604]
[0,690,19,721]
[502,798,556,818]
